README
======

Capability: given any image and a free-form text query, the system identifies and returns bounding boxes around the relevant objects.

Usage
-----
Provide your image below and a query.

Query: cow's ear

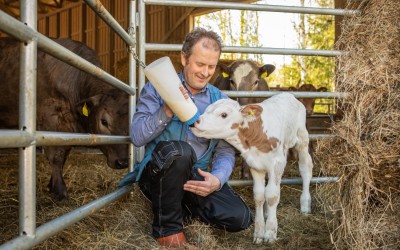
[220,64,230,78]
[240,104,263,120]
[260,64,275,78]
[76,94,102,117]
[288,86,297,91]
[317,87,328,92]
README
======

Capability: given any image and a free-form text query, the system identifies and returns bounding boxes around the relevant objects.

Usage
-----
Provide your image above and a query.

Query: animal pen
[1,0,398,249]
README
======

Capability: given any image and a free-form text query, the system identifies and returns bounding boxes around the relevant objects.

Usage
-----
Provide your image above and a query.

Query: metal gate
[0,0,359,249]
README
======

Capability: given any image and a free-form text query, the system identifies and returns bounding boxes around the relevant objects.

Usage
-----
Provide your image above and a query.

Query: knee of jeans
[225,209,253,232]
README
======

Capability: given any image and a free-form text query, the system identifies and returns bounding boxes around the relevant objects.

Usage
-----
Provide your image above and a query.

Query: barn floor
[0,148,335,249]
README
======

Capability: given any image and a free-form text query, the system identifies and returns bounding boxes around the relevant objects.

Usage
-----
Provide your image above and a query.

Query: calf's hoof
[263,230,277,243]
[253,236,264,245]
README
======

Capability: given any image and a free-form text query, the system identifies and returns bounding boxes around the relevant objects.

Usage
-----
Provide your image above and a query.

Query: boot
[157,232,196,249]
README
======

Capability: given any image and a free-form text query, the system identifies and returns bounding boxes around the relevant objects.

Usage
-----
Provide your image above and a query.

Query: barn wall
[35,1,130,76]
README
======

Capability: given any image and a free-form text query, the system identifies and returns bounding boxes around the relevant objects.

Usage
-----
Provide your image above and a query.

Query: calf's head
[76,89,129,169]
[192,98,279,153]
[218,60,275,105]
[192,98,242,139]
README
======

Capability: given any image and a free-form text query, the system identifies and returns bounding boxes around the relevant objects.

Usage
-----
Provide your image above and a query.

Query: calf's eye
[221,112,227,118]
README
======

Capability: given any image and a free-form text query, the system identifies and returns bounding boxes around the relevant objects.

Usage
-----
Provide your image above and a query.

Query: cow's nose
[116,159,129,169]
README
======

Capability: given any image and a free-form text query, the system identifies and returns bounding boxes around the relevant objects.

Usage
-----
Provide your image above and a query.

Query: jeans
[139,140,253,238]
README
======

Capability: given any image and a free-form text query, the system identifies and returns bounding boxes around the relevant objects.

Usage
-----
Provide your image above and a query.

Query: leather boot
[157,232,196,249]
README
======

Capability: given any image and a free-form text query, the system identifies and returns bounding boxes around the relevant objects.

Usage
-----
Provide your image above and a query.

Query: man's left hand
[183,169,221,197]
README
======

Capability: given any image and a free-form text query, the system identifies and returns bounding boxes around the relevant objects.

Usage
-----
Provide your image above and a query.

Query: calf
[192,93,313,243]
[212,60,275,179]
[0,37,129,200]
[288,83,328,116]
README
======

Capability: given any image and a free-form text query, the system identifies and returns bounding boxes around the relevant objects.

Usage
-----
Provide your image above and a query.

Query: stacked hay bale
[315,0,400,249]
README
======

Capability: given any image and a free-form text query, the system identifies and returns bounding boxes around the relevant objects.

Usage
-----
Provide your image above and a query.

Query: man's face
[181,38,220,94]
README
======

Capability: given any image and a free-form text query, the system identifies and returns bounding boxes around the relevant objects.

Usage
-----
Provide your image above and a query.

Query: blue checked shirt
[130,72,236,186]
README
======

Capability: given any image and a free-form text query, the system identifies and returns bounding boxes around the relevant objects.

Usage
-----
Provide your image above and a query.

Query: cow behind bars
[0,37,129,200]
[191,93,313,243]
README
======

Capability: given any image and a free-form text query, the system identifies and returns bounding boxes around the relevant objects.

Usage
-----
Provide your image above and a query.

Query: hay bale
[315,0,400,249]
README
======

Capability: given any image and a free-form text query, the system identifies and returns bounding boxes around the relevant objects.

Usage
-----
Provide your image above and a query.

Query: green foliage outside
[194,0,336,114]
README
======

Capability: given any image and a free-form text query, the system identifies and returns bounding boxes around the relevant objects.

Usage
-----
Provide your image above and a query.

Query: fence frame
[0,0,359,248]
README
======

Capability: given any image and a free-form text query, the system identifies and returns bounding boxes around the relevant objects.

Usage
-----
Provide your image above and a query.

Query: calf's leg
[295,128,313,213]
[263,157,285,243]
[249,168,266,244]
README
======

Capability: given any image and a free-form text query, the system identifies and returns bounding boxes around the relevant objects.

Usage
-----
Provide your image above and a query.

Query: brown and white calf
[212,60,275,179]
[191,93,313,243]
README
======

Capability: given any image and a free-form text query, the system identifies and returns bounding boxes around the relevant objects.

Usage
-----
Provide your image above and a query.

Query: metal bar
[223,90,347,99]
[0,186,134,250]
[0,130,334,147]
[0,130,34,148]
[0,10,136,96]
[128,0,137,172]
[144,0,360,16]
[35,131,130,146]
[84,0,135,48]
[18,0,37,238]
[309,134,334,141]
[228,177,338,187]
[136,0,146,163]
[145,43,345,57]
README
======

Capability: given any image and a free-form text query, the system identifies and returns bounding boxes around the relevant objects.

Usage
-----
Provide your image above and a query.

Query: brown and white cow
[288,83,328,116]
[212,60,275,179]
[212,60,275,105]
[191,93,313,243]
[0,37,129,200]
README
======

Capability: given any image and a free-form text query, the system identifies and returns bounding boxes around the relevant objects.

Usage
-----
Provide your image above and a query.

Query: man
[119,27,253,248]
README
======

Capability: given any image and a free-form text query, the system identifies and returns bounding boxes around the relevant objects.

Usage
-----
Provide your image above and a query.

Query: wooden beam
[161,7,194,43]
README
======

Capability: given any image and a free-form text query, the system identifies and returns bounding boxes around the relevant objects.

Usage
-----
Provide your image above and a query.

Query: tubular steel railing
[0,0,358,248]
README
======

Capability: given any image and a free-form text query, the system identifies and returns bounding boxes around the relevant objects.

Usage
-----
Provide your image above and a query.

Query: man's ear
[76,94,102,118]
[181,52,186,67]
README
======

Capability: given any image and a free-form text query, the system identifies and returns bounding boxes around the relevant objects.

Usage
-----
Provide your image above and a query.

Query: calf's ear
[317,87,328,92]
[75,94,102,118]
[240,104,263,119]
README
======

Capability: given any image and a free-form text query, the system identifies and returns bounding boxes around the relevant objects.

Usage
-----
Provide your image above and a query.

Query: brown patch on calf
[234,104,279,153]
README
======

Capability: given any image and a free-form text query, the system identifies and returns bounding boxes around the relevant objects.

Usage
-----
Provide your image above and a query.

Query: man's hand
[183,169,221,197]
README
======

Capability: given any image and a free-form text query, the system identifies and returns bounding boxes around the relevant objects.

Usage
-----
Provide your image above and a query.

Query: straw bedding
[315,0,400,249]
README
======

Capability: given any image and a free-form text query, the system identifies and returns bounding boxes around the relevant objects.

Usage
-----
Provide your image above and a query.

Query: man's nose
[201,67,209,77]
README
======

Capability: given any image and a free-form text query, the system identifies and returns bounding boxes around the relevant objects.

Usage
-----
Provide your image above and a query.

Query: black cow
[0,37,129,200]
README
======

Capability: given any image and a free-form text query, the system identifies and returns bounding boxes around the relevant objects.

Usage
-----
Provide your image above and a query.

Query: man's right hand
[163,104,173,118]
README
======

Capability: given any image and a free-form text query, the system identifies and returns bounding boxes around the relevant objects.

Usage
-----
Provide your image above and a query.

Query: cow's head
[290,83,328,116]
[219,60,275,105]
[76,89,129,169]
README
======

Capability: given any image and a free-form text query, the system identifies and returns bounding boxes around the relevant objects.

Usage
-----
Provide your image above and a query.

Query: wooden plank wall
[0,2,196,76]
[35,0,130,76]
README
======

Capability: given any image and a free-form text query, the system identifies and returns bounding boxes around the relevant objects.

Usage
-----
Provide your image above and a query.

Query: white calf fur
[191,93,313,244]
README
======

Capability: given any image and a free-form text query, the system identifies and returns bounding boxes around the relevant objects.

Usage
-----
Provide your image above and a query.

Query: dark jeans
[139,140,253,238]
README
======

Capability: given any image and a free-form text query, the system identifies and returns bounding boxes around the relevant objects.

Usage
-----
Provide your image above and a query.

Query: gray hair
[181,27,223,62]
